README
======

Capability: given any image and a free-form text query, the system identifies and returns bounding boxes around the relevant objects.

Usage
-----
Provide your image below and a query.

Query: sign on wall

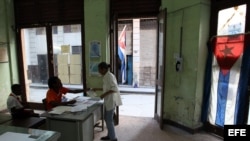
[0,47,8,63]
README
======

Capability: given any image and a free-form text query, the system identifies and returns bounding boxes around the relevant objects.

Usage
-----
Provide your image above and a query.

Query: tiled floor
[92,93,222,141]
[93,115,223,141]
[119,93,155,117]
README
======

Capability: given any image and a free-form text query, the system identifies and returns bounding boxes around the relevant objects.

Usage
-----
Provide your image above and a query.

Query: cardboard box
[59,74,69,84]
[70,65,81,75]
[70,54,81,64]
[58,65,69,75]
[57,54,68,65]
[70,74,82,84]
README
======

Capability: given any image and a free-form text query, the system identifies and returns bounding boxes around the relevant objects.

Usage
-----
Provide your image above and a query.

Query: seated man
[7,84,39,119]
[46,76,86,111]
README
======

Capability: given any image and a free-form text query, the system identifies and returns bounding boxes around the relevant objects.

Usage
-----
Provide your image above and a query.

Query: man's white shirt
[103,71,122,111]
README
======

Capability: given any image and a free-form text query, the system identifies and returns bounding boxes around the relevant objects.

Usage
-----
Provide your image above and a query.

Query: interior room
[0,0,250,141]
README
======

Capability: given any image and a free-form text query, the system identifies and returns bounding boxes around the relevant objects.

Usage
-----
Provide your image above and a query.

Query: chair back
[42,98,47,111]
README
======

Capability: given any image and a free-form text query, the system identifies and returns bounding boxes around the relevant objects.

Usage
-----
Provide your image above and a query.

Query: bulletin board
[89,40,101,76]
[0,47,8,63]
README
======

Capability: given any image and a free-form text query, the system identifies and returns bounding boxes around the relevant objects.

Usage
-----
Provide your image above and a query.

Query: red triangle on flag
[214,35,244,75]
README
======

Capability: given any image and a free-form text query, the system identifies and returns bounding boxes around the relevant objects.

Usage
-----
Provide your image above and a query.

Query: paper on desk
[84,100,98,107]
[75,96,90,102]
[48,106,72,115]
[73,96,90,105]
[69,96,98,112]
[48,110,65,115]
[86,90,97,98]
[0,132,35,141]
[71,105,88,112]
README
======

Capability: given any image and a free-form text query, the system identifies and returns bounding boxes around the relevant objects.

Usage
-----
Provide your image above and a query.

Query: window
[20,24,83,104]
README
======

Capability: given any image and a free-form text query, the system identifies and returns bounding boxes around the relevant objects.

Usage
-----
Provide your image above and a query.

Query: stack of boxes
[69,54,82,84]
[57,45,82,84]
[58,54,70,83]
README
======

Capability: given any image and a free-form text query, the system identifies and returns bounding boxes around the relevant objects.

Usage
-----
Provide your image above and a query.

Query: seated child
[7,84,39,119]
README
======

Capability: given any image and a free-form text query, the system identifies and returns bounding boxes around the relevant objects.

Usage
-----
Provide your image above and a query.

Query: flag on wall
[118,25,127,84]
[201,34,250,126]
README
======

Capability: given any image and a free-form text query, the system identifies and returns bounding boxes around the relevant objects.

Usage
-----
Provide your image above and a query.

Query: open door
[110,14,120,125]
[155,9,166,129]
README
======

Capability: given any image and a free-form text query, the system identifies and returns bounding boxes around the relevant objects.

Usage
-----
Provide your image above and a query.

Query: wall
[140,26,157,87]
[84,0,110,92]
[161,0,210,129]
[0,0,18,110]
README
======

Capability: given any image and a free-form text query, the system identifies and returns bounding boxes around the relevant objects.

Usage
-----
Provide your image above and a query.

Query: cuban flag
[118,25,127,84]
[202,34,250,126]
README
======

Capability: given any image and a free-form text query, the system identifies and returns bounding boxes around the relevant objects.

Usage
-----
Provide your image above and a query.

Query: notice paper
[0,132,35,141]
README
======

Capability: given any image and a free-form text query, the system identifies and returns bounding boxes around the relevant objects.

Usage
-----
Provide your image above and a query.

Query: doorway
[115,18,158,118]
[116,19,157,88]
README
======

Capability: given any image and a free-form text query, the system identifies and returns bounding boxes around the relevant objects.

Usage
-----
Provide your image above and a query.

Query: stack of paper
[71,105,88,112]
[47,96,101,114]
[48,106,72,115]
[86,90,97,98]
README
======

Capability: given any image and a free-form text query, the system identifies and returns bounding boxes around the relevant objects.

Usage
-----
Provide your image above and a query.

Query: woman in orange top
[46,76,85,111]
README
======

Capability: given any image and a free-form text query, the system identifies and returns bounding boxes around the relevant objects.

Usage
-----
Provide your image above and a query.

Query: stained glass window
[217,4,246,35]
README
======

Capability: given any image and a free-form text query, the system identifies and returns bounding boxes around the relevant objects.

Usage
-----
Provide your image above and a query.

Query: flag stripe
[215,71,229,126]
[208,56,220,125]
[118,25,127,84]
[225,57,241,125]
[208,54,242,126]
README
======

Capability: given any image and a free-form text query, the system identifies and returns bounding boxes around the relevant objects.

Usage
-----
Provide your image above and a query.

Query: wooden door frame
[154,8,167,129]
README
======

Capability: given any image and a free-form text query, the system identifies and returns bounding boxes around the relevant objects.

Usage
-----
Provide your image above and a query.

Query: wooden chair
[42,98,47,111]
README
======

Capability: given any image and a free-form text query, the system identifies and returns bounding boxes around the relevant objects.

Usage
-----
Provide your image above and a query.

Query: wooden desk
[3,117,46,129]
[41,98,103,141]
[0,125,60,141]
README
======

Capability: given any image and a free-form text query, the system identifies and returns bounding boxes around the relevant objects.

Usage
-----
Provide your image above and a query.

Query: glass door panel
[21,27,49,103]
[52,24,83,90]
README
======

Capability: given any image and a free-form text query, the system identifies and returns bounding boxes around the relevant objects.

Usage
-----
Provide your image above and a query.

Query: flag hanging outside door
[202,34,250,126]
[118,25,127,84]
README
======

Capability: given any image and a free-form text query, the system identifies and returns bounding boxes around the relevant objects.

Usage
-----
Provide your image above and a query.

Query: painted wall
[161,0,210,129]
[0,0,18,110]
[84,0,110,92]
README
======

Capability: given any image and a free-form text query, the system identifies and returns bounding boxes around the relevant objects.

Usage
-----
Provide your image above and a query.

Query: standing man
[92,62,122,141]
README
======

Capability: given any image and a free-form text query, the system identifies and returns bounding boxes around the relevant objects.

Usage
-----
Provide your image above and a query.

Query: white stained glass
[217,4,246,35]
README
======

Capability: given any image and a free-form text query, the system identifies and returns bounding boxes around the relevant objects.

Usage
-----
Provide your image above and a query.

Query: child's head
[48,76,61,90]
[11,84,22,95]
